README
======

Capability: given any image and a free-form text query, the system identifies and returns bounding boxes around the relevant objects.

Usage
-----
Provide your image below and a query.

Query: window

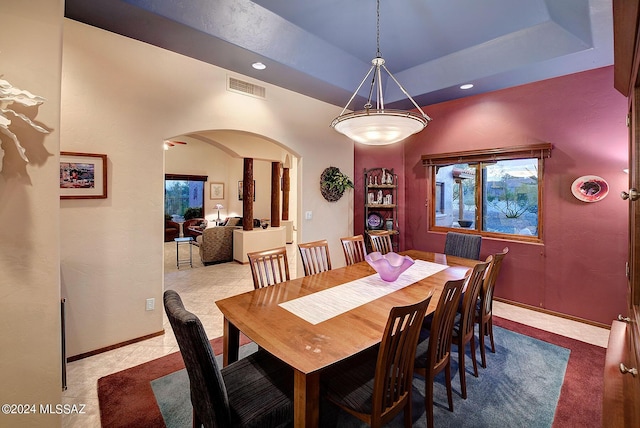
[164,174,207,222]
[422,144,551,242]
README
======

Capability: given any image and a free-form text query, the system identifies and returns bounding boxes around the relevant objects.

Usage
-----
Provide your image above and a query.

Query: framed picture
[210,182,224,200]
[60,152,107,199]
[238,180,256,201]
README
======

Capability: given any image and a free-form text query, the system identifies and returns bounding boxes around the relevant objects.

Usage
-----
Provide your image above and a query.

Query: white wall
[60,19,352,356]
[0,1,64,426]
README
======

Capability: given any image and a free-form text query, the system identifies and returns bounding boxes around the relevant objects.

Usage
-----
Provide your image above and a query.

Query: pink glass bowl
[365,252,415,282]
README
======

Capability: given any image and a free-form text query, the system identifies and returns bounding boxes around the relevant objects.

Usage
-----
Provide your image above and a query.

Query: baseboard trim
[494,297,610,330]
[67,330,165,362]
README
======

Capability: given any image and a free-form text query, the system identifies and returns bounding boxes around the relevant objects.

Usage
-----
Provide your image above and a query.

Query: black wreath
[320,166,346,202]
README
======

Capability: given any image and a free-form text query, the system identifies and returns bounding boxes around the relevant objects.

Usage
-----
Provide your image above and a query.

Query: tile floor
[61,239,610,427]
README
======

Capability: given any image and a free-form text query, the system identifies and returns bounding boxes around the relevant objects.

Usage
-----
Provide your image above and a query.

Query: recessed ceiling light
[460,83,474,90]
[252,62,266,70]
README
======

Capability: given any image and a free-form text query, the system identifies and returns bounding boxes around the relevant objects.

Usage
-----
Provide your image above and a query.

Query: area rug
[98,317,605,427]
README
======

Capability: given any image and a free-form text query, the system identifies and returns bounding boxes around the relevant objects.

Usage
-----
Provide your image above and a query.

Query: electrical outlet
[146,298,155,311]
[305,211,312,220]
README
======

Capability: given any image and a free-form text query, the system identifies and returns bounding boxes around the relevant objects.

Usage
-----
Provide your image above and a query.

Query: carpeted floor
[97,317,605,428]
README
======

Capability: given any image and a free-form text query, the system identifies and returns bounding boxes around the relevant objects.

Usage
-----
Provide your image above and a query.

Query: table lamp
[215,204,224,224]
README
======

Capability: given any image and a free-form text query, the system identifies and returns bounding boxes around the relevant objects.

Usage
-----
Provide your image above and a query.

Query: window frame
[422,143,552,243]
[164,174,208,221]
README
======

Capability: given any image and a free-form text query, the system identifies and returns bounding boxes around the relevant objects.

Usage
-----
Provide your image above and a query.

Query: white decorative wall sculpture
[0,78,49,172]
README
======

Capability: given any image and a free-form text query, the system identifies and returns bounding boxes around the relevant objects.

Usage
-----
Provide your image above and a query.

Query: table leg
[294,370,320,428]
[222,317,239,367]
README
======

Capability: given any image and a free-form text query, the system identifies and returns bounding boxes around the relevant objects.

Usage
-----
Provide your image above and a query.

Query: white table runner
[278,259,449,325]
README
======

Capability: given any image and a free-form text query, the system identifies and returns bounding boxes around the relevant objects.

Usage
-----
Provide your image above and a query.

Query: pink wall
[355,66,629,325]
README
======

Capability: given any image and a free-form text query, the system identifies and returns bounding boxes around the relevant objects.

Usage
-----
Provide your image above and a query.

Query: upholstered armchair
[164,219,181,242]
[196,226,236,265]
[183,218,208,240]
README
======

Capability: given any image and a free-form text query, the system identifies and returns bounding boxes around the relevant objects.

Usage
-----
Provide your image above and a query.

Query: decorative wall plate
[571,175,609,202]
[367,212,384,230]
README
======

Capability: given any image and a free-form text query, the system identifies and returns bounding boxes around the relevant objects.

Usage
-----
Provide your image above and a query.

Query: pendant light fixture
[330,0,431,145]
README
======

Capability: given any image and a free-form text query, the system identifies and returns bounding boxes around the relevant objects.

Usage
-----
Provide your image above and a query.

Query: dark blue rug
[152,326,569,427]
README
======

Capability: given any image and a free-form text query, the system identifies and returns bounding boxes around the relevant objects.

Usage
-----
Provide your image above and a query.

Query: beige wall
[0,1,64,426]
[60,19,352,357]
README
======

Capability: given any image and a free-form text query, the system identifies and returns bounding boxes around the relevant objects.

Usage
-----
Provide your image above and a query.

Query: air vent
[228,77,266,99]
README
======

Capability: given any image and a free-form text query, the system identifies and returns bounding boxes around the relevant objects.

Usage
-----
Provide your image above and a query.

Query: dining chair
[453,260,490,399]
[443,231,482,260]
[247,246,290,289]
[414,278,465,428]
[298,239,332,276]
[340,235,367,265]
[163,290,294,428]
[367,231,393,255]
[322,295,432,428]
[477,247,509,368]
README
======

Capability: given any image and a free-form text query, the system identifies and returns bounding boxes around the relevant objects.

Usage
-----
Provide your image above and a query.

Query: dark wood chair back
[324,295,432,427]
[414,277,465,428]
[367,231,393,255]
[454,260,490,399]
[298,239,332,276]
[247,246,290,289]
[340,235,367,265]
[478,247,509,367]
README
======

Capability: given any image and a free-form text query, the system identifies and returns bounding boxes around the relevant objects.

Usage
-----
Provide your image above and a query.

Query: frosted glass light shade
[331,109,428,145]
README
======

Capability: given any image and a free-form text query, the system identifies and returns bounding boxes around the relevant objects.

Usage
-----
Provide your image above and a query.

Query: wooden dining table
[215,249,479,428]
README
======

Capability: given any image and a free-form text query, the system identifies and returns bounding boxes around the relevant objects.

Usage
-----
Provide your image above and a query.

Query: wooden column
[282,167,290,221]
[271,162,281,227]
[243,158,254,231]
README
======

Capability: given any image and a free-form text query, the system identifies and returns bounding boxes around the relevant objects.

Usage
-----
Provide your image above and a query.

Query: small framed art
[210,182,224,200]
[60,152,107,199]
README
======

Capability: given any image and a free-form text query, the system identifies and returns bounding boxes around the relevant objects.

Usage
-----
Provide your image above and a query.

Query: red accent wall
[355,66,629,325]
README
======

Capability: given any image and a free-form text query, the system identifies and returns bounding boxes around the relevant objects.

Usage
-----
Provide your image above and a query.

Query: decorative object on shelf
[367,212,385,230]
[365,252,415,282]
[571,175,609,202]
[458,220,472,228]
[368,192,375,204]
[381,168,387,184]
[384,194,392,205]
[60,152,108,199]
[386,218,394,231]
[0,78,49,172]
[329,0,431,145]
[320,166,354,202]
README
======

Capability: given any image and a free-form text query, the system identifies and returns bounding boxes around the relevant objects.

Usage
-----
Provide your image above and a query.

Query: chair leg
[470,335,479,377]
[426,376,435,428]
[458,340,467,399]
[479,321,488,368]
[404,398,412,428]
[488,317,496,353]
[445,361,454,412]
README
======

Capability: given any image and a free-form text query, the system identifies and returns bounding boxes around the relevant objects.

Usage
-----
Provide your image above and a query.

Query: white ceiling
[65,0,614,110]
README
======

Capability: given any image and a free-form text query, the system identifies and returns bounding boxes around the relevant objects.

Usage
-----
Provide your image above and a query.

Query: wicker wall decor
[320,166,354,202]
